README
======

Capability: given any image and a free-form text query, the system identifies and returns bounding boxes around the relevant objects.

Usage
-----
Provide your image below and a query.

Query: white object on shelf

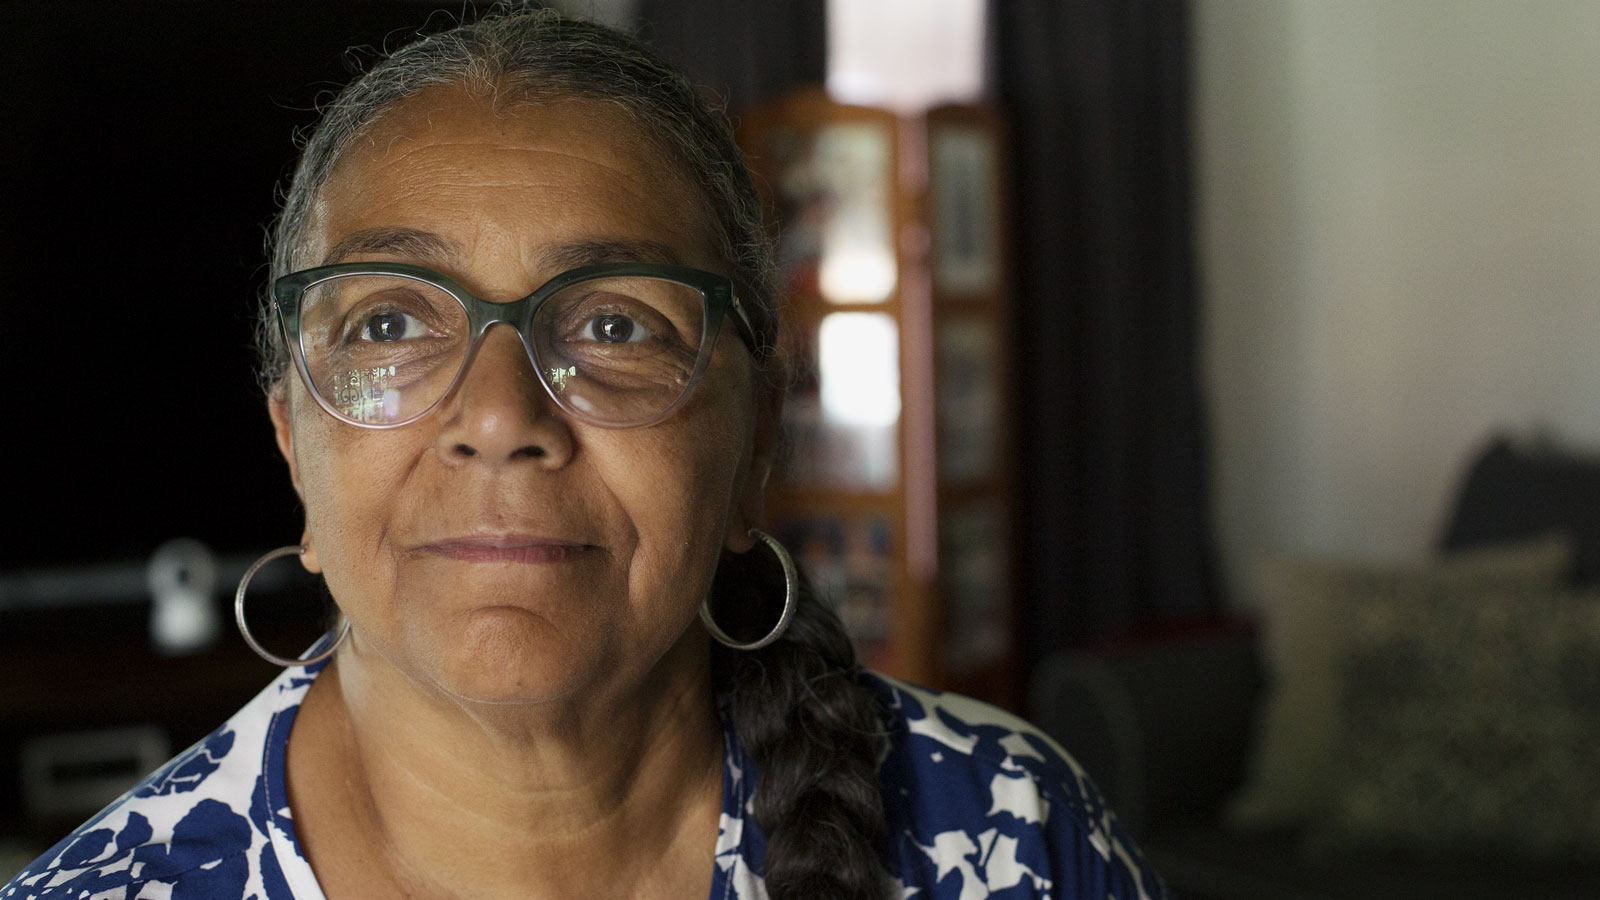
[146,538,220,655]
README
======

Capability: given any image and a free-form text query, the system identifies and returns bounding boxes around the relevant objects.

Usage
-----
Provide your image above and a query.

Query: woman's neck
[286,631,724,900]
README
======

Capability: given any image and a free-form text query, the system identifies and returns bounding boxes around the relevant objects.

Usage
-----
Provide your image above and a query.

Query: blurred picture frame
[935,316,1000,484]
[939,499,1009,673]
[929,121,1000,296]
[769,120,898,305]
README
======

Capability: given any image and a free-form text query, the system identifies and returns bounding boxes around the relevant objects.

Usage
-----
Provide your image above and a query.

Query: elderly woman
[6,10,1164,900]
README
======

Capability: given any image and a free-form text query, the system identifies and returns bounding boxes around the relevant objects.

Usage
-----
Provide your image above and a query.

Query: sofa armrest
[1027,624,1263,839]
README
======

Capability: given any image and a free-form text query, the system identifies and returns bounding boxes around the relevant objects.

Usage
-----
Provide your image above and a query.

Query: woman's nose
[433,325,574,467]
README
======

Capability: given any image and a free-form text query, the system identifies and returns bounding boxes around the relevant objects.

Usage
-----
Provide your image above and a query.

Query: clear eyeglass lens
[297,274,470,425]
[295,273,712,427]
[531,275,710,426]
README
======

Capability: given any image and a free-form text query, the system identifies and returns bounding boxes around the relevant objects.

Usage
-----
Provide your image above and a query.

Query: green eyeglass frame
[271,261,765,430]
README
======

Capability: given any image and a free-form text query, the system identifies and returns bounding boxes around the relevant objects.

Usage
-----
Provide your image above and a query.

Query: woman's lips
[421,537,593,564]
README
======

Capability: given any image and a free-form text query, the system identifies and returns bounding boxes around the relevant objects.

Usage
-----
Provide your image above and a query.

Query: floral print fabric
[5,662,1164,900]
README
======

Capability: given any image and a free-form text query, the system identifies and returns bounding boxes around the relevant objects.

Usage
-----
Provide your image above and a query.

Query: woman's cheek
[293,412,409,589]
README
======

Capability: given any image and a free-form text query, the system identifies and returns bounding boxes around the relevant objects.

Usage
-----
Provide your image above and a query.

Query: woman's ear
[299,528,322,574]
[268,387,321,574]
[267,388,304,503]
[725,381,785,554]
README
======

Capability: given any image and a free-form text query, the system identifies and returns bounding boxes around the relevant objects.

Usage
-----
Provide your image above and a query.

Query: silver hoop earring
[235,545,349,667]
[700,529,798,651]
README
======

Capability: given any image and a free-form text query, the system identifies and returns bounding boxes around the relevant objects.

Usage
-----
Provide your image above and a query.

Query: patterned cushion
[1227,534,1575,830]
[1314,584,1600,859]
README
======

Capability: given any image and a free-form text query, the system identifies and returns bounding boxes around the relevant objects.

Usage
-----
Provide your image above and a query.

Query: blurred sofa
[1028,435,1600,899]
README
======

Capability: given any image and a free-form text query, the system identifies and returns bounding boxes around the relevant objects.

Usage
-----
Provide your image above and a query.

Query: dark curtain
[995,0,1221,653]
[636,0,826,110]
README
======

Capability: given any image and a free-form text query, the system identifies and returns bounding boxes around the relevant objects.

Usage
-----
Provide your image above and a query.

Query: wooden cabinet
[740,91,1019,706]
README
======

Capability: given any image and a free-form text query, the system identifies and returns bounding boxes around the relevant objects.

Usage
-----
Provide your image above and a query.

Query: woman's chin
[417,607,604,707]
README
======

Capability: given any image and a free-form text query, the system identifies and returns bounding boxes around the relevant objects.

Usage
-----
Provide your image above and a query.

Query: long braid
[708,552,894,899]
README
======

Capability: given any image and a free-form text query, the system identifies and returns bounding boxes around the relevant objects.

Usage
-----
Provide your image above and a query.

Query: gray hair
[256,6,778,394]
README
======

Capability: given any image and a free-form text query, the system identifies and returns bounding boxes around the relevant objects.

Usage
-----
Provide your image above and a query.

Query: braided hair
[256,7,893,898]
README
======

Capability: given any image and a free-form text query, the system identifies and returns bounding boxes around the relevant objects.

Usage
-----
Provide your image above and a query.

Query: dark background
[1,2,494,849]
[3,2,499,570]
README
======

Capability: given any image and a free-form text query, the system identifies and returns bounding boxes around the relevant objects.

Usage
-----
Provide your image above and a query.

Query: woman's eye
[584,313,652,343]
[360,310,425,342]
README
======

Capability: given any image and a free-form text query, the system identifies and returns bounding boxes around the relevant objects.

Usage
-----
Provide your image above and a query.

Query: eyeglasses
[272,261,761,429]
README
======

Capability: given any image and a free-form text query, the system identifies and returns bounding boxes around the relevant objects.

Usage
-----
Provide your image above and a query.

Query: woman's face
[269,87,774,707]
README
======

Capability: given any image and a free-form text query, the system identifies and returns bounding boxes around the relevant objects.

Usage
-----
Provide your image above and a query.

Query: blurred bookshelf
[740,91,1020,707]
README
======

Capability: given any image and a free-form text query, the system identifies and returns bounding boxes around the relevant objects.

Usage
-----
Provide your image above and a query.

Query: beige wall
[1195,1,1600,604]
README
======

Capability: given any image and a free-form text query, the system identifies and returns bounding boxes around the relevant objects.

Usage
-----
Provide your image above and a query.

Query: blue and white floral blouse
[4,659,1166,900]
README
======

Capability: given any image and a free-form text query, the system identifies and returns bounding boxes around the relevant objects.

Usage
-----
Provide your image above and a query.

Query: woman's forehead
[305,86,718,271]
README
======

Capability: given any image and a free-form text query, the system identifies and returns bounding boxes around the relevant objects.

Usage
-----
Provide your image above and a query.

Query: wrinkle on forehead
[300,84,718,272]
[338,85,657,186]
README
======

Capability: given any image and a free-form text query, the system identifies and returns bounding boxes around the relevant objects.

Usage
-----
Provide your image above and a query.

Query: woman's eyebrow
[321,226,460,266]
[537,238,685,270]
